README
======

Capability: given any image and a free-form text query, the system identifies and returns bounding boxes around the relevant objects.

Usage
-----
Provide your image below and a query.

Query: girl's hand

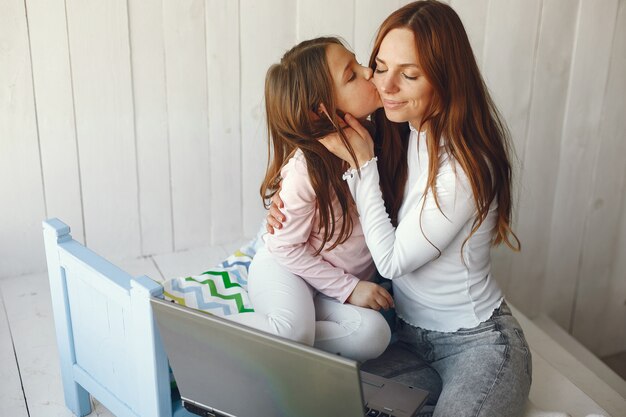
[266,193,286,234]
[347,281,394,311]
[320,113,375,169]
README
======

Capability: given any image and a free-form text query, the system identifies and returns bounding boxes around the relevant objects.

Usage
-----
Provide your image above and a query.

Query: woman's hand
[266,193,285,234]
[346,281,394,311]
[320,113,375,169]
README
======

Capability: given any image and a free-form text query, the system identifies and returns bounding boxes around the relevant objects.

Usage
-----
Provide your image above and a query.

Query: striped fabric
[162,236,262,317]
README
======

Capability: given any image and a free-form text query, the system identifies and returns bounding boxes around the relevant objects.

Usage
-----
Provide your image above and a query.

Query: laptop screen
[151,298,366,417]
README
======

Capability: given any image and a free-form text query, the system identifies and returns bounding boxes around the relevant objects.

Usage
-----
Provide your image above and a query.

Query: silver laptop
[151,298,428,417]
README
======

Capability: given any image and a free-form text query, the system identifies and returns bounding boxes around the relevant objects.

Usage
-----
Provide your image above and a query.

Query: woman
[267,1,531,416]
[229,37,393,362]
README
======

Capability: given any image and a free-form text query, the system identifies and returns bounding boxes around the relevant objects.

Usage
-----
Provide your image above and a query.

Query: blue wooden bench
[43,218,194,417]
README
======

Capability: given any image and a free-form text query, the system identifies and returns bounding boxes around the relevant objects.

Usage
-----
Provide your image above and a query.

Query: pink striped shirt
[264,149,376,303]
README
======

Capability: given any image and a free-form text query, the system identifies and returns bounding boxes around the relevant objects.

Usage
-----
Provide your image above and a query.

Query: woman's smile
[382,98,408,110]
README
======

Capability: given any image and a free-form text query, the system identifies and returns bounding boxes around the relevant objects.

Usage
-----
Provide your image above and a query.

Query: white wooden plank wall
[128,0,174,255]
[27,0,85,247]
[1,0,625,359]
[206,0,243,243]
[542,0,620,329]
[505,0,580,323]
[481,0,543,296]
[354,1,401,65]
[65,0,141,262]
[163,0,212,251]
[240,0,296,236]
[572,0,626,357]
[0,0,47,279]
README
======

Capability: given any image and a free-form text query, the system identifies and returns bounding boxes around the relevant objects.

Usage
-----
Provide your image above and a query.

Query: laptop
[151,298,428,417]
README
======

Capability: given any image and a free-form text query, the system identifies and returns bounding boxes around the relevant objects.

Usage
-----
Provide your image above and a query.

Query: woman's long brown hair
[261,37,360,255]
[371,0,520,251]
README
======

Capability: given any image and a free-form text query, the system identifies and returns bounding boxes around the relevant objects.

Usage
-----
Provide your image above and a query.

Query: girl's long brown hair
[261,37,360,255]
[371,0,520,251]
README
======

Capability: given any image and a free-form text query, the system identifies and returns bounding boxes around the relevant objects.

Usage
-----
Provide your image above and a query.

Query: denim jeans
[361,301,531,417]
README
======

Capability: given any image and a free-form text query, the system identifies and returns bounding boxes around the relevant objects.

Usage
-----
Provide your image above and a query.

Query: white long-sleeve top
[345,127,503,331]
[265,149,376,303]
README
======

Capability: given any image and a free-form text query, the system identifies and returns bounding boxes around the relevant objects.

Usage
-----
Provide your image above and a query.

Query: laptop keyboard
[365,407,395,417]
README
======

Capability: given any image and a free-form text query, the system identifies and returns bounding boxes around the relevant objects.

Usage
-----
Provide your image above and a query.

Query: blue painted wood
[43,219,92,416]
[130,276,171,417]
[42,218,192,417]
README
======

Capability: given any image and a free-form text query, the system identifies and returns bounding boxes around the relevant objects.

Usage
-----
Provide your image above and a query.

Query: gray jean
[362,301,531,417]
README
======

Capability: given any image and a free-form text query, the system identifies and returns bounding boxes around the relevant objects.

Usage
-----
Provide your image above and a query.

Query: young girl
[268,2,532,415]
[229,37,393,362]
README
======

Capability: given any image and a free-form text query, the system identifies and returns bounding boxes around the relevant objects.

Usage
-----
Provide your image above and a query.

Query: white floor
[0,239,247,417]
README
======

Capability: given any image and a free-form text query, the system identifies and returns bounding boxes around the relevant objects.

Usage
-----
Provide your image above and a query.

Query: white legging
[227,246,391,362]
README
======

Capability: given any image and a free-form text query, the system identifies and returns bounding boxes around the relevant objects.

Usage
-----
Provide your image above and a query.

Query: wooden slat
[297,0,354,45]
[542,0,619,329]
[0,0,47,278]
[118,256,165,283]
[240,0,297,236]
[127,0,174,255]
[480,0,543,296]
[506,0,580,317]
[353,0,400,65]
[151,245,228,280]
[0,288,28,417]
[206,0,243,244]
[65,0,141,261]
[162,0,212,251]
[26,0,84,246]
[600,181,626,356]
[0,273,115,417]
[572,0,626,356]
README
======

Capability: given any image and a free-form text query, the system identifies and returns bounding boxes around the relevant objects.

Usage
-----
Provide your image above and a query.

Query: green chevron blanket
[161,238,260,317]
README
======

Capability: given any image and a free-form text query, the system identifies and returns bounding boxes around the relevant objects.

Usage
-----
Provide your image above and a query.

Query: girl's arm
[267,156,392,308]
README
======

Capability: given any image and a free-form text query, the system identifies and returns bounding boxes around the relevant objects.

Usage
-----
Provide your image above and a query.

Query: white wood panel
[542,0,620,329]
[65,0,140,261]
[481,0,542,296]
[0,273,115,417]
[241,0,297,236]
[0,0,47,278]
[601,172,626,357]
[354,0,400,65]
[506,0,580,317]
[206,0,243,244]
[0,288,28,417]
[449,0,489,69]
[127,0,174,255]
[297,0,354,45]
[118,256,165,283]
[573,0,626,356]
[26,0,84,246]
[151,245,228,280]
[162,0,212,251]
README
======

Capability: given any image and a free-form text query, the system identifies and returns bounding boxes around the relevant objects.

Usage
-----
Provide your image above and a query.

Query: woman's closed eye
[348,71,357,82]
[375,67,418,81]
